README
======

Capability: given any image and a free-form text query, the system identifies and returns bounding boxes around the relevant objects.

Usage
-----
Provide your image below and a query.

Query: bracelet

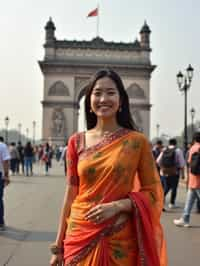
[49,243,64,255]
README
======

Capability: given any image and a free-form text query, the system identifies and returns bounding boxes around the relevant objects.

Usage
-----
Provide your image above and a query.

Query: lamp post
[176,64,194,155]
[190,107,195,138]
[4,116,9,144]
[26,128,29,140]
[32,121,36,145]
[18,123,22,142]
[156,123,160,138]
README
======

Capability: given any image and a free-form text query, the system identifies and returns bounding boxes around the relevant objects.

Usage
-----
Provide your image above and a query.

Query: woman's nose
[99,93,107,102]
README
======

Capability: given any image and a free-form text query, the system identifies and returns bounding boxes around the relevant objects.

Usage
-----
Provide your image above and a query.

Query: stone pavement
[0,161,199,266]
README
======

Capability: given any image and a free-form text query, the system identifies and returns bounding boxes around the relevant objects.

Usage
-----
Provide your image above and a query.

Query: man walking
[157,138,185,209]
[0,136,11,230]
[174,132,200,227]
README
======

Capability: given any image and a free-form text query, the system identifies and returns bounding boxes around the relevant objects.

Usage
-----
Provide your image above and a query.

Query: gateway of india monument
[39,18,156,145]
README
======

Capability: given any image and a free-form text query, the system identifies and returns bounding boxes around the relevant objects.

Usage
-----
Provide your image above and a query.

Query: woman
[50,69,167,266]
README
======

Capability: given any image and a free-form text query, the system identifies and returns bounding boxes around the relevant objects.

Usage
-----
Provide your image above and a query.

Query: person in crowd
[174,131,200,227]
[157,138,185,209]
[152,140,163,161]
[16,141,24,174]
[42,143,52,175]
[33,145,39,163]
[0,136,10,231]
[60,141,68,175]
[152,140,165,187]
[9,142,19,175]
[24,142,34,176]
[50,69,167,266]
[186,140,200,213]
[38,144,44,161]
[55,146,61,162]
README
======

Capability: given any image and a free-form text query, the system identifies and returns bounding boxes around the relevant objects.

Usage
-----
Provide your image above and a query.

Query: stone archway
[39,19,155,144]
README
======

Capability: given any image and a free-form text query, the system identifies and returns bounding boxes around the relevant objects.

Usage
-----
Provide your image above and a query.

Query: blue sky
[0,0,200,140]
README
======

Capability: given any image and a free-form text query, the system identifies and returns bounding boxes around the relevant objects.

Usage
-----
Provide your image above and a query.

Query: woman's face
[90,77,121,119]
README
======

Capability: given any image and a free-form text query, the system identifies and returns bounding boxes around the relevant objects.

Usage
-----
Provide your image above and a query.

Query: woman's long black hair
[84,69,138,131]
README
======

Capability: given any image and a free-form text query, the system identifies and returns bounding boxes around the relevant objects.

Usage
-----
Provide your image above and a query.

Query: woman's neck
[94,118,121,134]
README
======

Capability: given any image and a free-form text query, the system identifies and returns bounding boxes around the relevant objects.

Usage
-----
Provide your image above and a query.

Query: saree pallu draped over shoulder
[64,129,167,266]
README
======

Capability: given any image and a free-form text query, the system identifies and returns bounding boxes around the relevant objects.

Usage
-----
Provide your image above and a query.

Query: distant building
[39,18,156,145]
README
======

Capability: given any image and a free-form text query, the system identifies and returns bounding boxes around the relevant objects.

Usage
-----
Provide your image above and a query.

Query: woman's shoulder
[68,131,84,141]
[127,130,148,142]
[68,131,85,151]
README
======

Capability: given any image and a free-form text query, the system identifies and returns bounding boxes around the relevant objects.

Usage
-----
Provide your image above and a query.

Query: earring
[119,106,122,112]
[90,109,93,113]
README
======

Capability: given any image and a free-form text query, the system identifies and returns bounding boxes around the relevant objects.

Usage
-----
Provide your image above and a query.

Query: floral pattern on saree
[64,130,167,266]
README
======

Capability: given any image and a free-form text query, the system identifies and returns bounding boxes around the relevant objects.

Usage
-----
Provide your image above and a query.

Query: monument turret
[140,21,151,49]
[45,17,56,44]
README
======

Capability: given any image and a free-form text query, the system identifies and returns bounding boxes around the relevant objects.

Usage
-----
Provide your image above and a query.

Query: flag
[87,8,98,17]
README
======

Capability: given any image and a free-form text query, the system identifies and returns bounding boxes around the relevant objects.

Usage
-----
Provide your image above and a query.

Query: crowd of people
[152,133,200,227]
[4,141,67,177]
[0,138,67,231]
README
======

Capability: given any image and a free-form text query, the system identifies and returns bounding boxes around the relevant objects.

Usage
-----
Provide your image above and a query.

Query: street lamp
[4,116,9,144]
[26,128,29,140]
[32,121,36,144]
[190,107,196,138]
[176,64,194,155]
[18,123,22,142]
[156,123,160,138]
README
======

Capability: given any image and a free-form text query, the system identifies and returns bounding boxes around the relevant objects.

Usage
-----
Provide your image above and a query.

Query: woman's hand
[85,202,119,224]
[50,254,64,266]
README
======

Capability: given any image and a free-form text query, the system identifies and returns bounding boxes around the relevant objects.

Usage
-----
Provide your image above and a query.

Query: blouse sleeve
[66,134,79,186]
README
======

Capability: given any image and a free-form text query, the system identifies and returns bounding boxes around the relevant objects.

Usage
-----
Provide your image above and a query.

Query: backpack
[161,148,177,175]
[190,149,200,175]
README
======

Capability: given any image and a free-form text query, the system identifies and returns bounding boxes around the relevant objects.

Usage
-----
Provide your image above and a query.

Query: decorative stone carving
[51,108,66,137]
[48,81,70,96]
[126,83,146,99]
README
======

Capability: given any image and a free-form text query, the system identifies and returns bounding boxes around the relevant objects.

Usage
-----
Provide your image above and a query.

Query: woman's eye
[93,92,101,96]
[107,91,115,95]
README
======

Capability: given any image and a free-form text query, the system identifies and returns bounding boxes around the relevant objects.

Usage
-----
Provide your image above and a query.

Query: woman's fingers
[85,205,102,219]
[85,205,105,223]
[85,205,101,216]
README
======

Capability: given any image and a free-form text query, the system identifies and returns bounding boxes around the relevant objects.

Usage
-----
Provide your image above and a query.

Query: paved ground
[0,161,199,266]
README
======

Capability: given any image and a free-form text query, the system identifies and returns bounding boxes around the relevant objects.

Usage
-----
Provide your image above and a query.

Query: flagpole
[97,3,100,37]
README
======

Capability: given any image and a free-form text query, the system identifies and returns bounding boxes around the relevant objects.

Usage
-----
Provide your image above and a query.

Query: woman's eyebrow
[93,87,117,91]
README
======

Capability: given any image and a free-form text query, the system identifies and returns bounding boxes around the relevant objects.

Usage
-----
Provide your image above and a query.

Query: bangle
[49,243,64,255]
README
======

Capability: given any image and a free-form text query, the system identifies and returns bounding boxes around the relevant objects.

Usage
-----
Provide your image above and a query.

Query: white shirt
[0,141,11,175]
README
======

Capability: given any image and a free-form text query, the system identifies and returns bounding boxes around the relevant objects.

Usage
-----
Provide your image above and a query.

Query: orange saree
[64,129,167,266]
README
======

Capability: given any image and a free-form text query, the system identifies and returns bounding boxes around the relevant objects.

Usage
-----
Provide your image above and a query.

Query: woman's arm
[54,184,78,247]
[85,198,132,224]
